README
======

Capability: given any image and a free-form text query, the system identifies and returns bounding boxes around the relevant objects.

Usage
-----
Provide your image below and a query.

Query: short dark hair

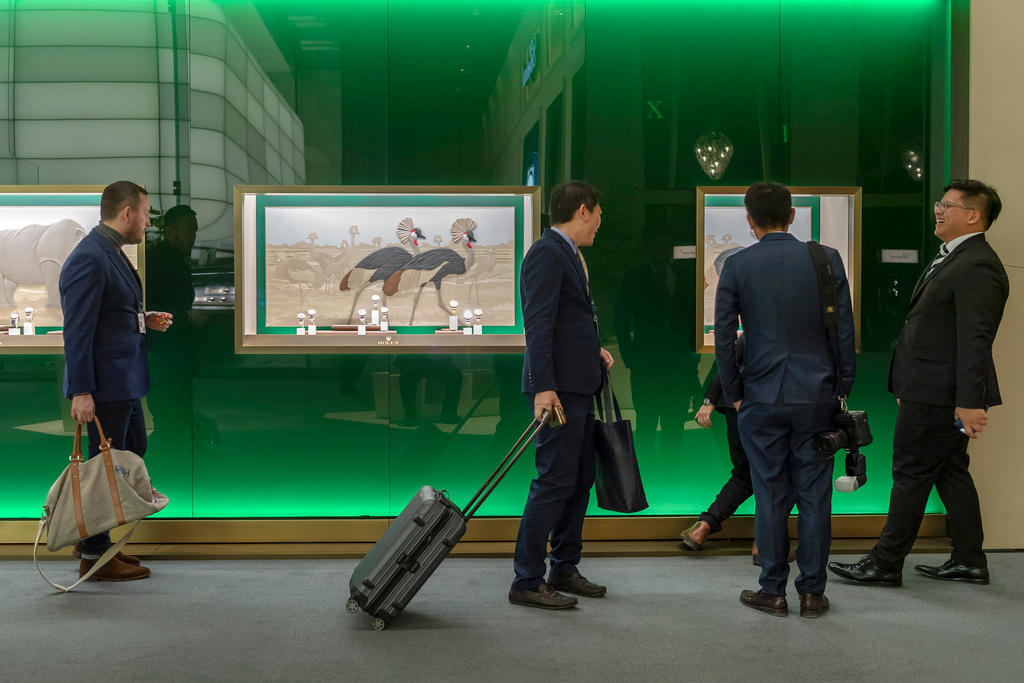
[744,182,792,229]
[163,204,198,232]
[100,181,148,221]
[549,180,600,225]
[944,179,1002,228]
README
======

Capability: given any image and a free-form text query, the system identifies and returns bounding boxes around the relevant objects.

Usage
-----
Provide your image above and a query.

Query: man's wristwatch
[702,398,713,407]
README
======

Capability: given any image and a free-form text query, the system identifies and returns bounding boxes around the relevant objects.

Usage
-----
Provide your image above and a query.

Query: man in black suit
[509,181,614,610]
[716,182,856,618]
[829,179,1009,587]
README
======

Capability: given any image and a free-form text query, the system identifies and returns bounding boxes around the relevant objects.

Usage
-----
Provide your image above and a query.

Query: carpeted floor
[2,552,1022,682]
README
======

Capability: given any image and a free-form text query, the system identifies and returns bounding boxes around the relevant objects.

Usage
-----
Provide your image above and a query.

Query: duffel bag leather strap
[33,515,140,593]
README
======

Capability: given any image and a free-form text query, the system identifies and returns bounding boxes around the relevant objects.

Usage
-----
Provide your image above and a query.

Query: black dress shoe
[799,593,829,619]
[508,583,578,610]
[549,570,607,597]
[740,589,788,616]
[827,556,902,586]
[914,560,990,585]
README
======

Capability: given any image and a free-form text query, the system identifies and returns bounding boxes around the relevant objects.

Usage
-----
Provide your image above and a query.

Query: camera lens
[813,433,840,456]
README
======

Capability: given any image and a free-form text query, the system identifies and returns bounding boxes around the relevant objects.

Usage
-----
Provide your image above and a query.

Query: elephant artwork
[0,218,87,310]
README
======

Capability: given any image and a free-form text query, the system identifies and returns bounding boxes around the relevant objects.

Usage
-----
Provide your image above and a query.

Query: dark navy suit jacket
[520,229,602,395]
[60,227,150,402]
[714,232,855,405]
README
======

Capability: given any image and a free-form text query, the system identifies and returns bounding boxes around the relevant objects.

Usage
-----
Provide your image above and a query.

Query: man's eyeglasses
[934,200,977,213]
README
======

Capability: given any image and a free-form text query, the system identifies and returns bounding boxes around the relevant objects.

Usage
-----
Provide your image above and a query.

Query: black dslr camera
[813,408,872,492]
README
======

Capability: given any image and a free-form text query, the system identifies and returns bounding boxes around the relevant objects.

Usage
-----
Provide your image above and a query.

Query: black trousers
[871,400,985,570]
[739,402,835,596]
[512,391,595,591]
[699,410,754,534]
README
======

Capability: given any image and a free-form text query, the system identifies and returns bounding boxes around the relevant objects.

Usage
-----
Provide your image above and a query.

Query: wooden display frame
[696,186,862,354]
[234,185,541,355]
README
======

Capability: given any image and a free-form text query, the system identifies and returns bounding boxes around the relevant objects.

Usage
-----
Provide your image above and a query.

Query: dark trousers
[512,392,595,591]
[700,409,754,533]
[78,398,147,557]
[871,400,985,570]
[739,401,835,596]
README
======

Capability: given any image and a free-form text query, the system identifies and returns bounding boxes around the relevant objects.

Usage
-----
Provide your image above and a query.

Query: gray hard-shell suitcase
[346,413,552,631]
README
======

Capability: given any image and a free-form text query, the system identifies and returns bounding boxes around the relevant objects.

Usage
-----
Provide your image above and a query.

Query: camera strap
[807,241,842,396]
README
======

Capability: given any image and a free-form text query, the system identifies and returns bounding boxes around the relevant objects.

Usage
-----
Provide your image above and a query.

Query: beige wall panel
[971,266,1024,547]
[970,0,1024,547]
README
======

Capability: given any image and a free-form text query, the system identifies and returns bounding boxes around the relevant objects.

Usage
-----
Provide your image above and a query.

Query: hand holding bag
[33,417,169,591]
[593,370,649,513]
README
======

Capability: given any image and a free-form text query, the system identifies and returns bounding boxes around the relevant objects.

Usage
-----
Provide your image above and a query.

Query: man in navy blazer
[509,181,614,610]
[715,182,856,618]
[60,180,173,582]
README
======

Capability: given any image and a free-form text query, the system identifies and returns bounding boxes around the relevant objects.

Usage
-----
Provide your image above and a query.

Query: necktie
[925,243,949,278]
[577,250,599,329]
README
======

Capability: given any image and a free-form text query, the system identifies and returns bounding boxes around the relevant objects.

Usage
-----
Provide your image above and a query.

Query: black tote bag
[593,370,649,513]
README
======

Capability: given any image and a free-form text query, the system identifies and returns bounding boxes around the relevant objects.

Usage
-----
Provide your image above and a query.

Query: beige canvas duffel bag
[33,417,169,591]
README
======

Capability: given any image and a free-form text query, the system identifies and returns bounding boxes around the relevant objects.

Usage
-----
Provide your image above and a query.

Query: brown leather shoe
[680,521,711,551]
[799,593,829,618]
[549,570,607,597]
[740,589,788,616]
[508,583,577,610]
[72,542,141,566]
[79,557,151,582]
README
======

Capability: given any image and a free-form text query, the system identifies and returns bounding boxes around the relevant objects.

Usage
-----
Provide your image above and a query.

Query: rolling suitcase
[346,411,555,631]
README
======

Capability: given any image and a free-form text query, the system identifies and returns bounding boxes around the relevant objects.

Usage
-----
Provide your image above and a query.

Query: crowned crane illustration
[275,259,323,308]
[383,218,477,324]
[339,217,426,322]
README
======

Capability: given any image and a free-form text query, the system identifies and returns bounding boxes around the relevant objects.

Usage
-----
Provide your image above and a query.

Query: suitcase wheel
[370,617,387,631]
[345,598,360,614]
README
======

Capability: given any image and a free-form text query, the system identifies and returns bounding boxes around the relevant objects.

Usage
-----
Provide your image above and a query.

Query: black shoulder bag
[593,370,649,513]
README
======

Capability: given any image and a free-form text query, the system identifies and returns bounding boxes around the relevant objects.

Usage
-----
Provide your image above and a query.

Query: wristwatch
[702,398,713,406]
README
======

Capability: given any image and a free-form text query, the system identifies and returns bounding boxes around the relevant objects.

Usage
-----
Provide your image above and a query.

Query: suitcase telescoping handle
[463,411,555,520]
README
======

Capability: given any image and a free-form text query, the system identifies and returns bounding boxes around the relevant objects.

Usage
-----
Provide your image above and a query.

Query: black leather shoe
[740,589,788,616]
[914,560,990,585]
[827,556,902,586]
[508,583,578,610]
[549,570,607,597]
[799,593,829,619]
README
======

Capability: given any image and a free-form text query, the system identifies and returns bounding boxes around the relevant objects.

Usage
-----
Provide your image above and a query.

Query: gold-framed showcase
[234,186,541,354]
[696,186,862,354]
[0,186,143,355]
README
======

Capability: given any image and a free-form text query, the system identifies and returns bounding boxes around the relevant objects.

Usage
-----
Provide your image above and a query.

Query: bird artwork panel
[701,201,814,346]
[264,205,517,328]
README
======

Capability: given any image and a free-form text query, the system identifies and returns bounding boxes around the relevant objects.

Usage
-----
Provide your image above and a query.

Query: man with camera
[829,180,1008,587]
[715,182,856,618]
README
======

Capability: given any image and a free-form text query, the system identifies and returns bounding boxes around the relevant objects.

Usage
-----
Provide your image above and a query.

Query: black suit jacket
[520,229,602,395]
[889,234,1008,408]
[705,334,745,411]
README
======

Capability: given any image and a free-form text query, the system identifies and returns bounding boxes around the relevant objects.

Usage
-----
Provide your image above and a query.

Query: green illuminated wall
[0,0,952,521]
